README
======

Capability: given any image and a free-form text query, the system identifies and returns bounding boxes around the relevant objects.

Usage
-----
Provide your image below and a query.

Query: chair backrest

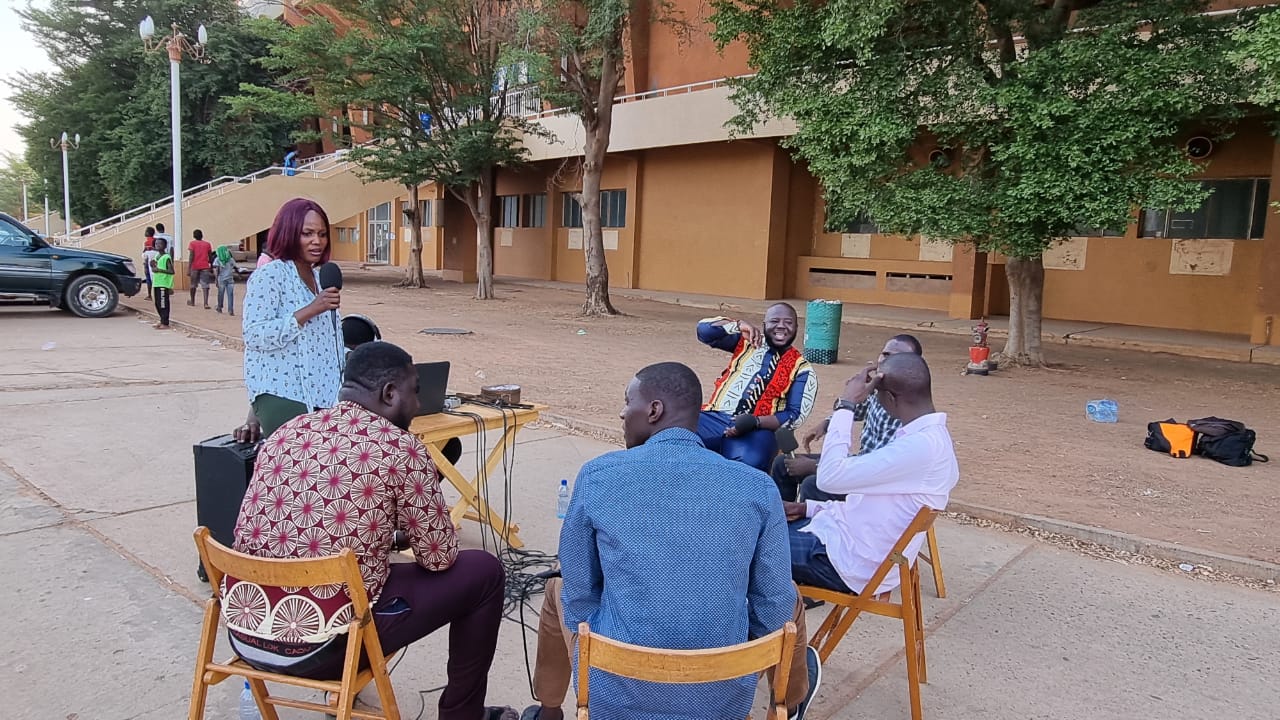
[855,507,940,597]
[576,621,796,711]
[193,527,372,621]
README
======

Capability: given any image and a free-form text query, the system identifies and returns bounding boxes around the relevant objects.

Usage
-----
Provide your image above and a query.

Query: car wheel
[65,275,119,318]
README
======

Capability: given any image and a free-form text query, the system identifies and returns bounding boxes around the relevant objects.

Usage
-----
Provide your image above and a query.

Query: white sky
[0,0,54,158]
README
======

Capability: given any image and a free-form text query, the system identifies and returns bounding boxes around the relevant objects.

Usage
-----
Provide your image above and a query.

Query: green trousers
[251,394,311,439]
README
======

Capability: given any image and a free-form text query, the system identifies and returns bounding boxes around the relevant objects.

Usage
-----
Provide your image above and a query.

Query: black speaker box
[193,434,258,580]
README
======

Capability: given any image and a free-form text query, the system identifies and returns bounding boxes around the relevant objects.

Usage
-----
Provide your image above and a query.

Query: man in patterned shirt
[228,342,516,720]
[521,362,820,720]
[696,303,819,472]
[770,334,923,502]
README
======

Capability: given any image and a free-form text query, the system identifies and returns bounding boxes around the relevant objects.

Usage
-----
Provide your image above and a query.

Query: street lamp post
[139,16,208,262]
[49,131,80,244]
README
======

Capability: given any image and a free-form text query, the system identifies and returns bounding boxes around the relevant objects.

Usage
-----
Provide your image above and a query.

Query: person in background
[154,222,172,250]
[241,198,343,438]
[187,228,214,309]
[150,237,174,329]
[213,245,239,315]
[696,303,818,472]
[141,227,158,301]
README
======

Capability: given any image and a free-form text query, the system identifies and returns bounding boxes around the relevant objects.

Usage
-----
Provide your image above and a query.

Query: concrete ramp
[71,157,404,258]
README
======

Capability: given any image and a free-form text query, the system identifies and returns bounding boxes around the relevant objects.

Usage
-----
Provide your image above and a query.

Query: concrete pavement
[1,306,1277,720]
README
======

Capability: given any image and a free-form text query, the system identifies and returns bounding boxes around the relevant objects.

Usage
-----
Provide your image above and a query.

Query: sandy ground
[130,266,1280,563]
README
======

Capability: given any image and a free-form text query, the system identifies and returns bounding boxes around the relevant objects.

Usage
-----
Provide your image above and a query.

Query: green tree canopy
[235,0,534,293]
[712,0,1258,364]
[10,0,296,223]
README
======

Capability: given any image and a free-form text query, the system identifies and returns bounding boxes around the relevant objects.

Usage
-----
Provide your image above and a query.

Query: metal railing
[66,75,745,247]
[64,150,358,247]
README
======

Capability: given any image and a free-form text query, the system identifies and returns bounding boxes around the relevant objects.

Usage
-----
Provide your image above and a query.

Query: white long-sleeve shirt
[802,410,959,595]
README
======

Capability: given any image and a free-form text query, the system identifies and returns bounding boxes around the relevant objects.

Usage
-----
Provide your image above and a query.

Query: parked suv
[0,212,143,318]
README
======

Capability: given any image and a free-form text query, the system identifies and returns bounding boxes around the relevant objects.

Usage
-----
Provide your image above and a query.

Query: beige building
[73,0,1280,346]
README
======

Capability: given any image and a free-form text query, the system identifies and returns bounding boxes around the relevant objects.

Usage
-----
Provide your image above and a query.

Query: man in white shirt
[782,352,958,596]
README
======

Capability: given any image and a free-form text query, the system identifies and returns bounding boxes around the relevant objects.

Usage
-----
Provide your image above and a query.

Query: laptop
[414,361,451,416]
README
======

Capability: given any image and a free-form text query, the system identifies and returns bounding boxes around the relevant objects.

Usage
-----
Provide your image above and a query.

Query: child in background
[213,245,239,315]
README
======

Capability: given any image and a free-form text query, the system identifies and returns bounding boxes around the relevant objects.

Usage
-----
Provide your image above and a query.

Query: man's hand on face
[784,455,818,477]
[841,363,881,406]
[736,320,762,348]
[783,501,807,522]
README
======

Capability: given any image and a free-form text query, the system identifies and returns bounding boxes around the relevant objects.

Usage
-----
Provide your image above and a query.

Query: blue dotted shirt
[241,260,343,409]
[559,427,796,720]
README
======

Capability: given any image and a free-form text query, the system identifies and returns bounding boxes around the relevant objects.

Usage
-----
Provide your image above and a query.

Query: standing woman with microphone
[241,198,344,438]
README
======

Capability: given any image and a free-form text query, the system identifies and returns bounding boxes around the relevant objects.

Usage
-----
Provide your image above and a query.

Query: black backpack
[1186,416,1269,467]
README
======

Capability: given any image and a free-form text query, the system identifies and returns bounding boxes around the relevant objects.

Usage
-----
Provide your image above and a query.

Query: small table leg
[425,424,526,549]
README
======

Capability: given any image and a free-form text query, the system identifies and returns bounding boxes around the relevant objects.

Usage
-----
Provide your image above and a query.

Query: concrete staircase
[67,153,405,259]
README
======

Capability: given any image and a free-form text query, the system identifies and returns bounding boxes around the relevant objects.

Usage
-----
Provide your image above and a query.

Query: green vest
[153,253,175,290]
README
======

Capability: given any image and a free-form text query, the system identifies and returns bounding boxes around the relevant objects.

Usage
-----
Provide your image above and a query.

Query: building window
[522,193,546,228]
[600,190,627,228]
[824,209,879,234]
[498,195,520,228]
[1140,179,1270,240]
[561,191,627,228]
[562,193,583,228]
[400,199,434,228]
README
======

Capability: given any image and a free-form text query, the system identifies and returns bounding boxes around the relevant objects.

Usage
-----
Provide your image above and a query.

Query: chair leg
[335,632,364,720]
[187,599,221,720]
[247,678,281,720]
[901,572,925,720]
[925,528,947,599]
[913,567,928,684]
[364,627,402,720]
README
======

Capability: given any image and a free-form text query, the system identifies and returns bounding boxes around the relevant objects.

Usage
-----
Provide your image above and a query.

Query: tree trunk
[578,39,621,317]
[469,169,496,300]
[401,183,427,288]
[999,255,1046,366]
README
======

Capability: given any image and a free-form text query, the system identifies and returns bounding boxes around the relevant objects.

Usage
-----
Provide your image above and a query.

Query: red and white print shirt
[231,401,458,637]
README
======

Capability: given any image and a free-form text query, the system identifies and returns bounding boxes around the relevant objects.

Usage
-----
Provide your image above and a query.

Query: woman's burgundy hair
[265,198,331,265]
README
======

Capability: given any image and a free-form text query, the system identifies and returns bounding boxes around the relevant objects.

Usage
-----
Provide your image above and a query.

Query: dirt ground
[134,267,1280,564]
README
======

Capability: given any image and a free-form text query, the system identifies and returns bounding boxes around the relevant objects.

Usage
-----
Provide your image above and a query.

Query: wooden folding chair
[798,507,939,720]
[189,527,401,720]
[575,621,798,720]
[918,526,947,599]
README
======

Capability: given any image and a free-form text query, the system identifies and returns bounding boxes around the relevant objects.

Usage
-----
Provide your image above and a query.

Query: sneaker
[484,707,520,720]
[802,596,825,610]
[789,645,822,720]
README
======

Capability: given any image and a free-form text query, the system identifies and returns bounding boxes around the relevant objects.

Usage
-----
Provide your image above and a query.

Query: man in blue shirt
[522,362,820,720]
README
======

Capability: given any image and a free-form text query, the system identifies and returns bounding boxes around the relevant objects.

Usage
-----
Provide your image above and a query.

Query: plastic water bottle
[239,681,261,720]
[1086,399,1118,423]
[556,479,570,519]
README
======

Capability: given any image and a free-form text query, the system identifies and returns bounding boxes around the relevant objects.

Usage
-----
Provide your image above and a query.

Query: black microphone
[734,413,760,435]
[775,427,799,457]
[318,261,343,290]
[318,262,343,364]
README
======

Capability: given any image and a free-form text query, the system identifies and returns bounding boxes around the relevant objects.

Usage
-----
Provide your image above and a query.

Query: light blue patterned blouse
[559,427,796,720]
[241,259,343,409]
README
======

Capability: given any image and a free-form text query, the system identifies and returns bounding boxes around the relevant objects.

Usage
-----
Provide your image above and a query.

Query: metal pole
[43,184,50,237]
[22,182,28,221]
[169,55,184,262]
[61,138,72,243]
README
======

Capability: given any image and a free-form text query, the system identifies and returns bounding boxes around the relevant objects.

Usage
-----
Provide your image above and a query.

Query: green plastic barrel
[803,300,843,364]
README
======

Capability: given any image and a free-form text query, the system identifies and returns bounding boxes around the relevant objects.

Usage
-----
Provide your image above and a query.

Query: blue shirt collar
[645,426,705,447]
